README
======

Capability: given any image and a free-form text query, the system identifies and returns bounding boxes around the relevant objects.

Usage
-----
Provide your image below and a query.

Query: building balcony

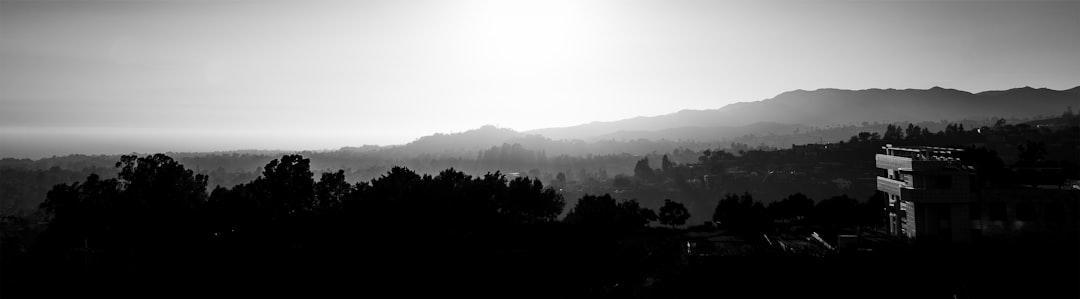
[899,187,975,203]
[877,176,904,195]
[878,176,975,202]
[875,154,911,170]
[875,154,951,172]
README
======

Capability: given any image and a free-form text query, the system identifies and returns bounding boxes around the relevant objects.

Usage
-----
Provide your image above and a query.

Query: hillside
[526,86,1079,140]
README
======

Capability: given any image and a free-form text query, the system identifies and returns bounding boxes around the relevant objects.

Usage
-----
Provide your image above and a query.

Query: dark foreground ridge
[2,153,1077,298]
[2,114,1079,298]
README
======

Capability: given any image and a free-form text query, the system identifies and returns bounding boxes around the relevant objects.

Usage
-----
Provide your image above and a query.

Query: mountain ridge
[524,85,1079,140]
[331,85,1076,159]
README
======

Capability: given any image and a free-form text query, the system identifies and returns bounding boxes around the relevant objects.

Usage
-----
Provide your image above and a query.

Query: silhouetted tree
[855,131,881,142]
[713,192,765,231]
[658,199,690,228]
[633,157,654,182]
[905,124,923,140]
[768,193,814,221]
[428,168,491,231]
[661,155,674,173]
[502,177,565,223]
[813,195,859,226]
[315,170,350,212]
[956,146,1008,187]
[114,154,208,246]
[252,155,315,218]
[116,153,209,218]
[1017,141,1047,167]
[883,124,904,140]
[713,193,740,225]
[857,191,887,226]
[364,166,424,225]
[564,194,655,232]
[699,149,712,164]
[39,174,123,249]
[207,182,259,232]
[618,198,658,228]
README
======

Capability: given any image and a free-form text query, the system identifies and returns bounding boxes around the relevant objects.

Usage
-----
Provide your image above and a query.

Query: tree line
[7,153,703,297]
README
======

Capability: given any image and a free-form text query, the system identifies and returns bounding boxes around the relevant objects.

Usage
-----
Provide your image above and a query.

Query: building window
[1015,202,1036,221]
[938,205,952,221]
[935,175,952,189]
[988,203,1007,221]
[937,205,952,231]
[938,228,952,242]
[1045,203,1065,222]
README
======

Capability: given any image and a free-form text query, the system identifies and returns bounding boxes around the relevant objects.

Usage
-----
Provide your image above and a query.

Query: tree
[813,195,859,226]
[253,155,315,217]
[315,170,350,212]
[905,123,920,140]
[39,174,123,249]
[116,153,209,216]
[661,155,674,173]
[502,177,565,223]
[713,193,740,225]
[633,158,654,181]
[883,124,904,140]
[618,198,658,228]
[564,194,656,232]
[37,153,210,283]
[1017,141,1047,167]
[658,199,690,228]
[713,192,765,231]
[115,154,208,240]
[857,191,887,226]
[956,146,1008,187]
[207,182,260,232]
[857,132,875,142]
[768,193,814,221]
[612,174,632,189]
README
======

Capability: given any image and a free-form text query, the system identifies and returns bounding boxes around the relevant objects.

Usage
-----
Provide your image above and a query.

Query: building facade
[877,145,1080,245]
[876,145,977,243]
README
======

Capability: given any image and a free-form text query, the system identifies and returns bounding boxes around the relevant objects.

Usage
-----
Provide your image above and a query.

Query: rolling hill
[526,86,1079,140]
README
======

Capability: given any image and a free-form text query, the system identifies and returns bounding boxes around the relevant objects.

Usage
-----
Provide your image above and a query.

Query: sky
[2,0,1079,158]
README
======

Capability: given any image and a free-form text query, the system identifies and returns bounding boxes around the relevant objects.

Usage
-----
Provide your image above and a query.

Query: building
[876,145,977,242]
[875,144,1079,244]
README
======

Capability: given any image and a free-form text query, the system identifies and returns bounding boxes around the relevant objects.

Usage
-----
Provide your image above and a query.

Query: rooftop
[881,144,964,162]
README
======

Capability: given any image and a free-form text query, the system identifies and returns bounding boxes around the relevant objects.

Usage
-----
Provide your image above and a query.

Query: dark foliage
[2,112,1076,298]
[6,154,606,298]
[767,192,814,221]
[657,199,690,228]
[564,194,657,233]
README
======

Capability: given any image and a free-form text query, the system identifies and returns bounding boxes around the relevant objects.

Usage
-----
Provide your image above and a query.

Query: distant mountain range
[339,85,1077,158]
[525,86,1080,140]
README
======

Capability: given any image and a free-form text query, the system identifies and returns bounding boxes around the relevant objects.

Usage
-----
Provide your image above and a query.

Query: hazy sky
[2,0,1079,158]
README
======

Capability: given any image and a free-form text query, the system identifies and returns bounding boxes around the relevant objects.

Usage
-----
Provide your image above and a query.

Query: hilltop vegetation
[1,110,1077,298]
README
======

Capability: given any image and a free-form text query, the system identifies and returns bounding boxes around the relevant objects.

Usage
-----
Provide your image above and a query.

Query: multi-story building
[876,145,977,243]
[875,144,1078,244]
